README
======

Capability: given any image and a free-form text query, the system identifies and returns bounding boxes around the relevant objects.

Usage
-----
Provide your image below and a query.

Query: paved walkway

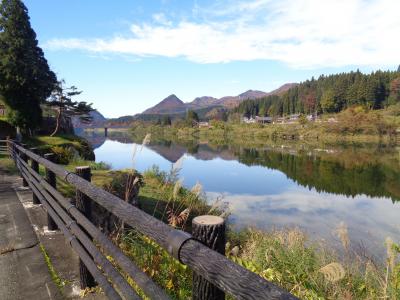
[0,173,62,300]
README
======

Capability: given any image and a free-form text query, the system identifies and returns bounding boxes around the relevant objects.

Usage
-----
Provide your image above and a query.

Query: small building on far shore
[198,121,210,128]
[255,116,272,124]
[242,116,256,124]
[243,116,273,124]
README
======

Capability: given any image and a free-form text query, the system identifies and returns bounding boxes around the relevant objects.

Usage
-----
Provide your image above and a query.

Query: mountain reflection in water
[80,130,400,255]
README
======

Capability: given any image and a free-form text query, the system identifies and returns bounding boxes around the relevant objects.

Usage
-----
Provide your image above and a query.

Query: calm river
[80,130,400,255]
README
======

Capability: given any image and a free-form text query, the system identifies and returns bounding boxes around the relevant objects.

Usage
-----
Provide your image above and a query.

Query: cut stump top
[193,215,224,226]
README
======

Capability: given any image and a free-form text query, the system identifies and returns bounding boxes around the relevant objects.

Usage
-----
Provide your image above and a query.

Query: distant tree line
[234,69,400,118]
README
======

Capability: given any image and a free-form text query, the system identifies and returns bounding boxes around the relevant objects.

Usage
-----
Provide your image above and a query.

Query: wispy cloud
[44,0,400,68]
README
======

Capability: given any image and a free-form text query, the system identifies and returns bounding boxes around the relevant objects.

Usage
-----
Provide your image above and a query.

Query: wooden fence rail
[3,139,298,300]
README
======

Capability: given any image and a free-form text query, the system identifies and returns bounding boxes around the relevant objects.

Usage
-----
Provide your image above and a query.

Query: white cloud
[44,0,400,68]
[152,13,172,26]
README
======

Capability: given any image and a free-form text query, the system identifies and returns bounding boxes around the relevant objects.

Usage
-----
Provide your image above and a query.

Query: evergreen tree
[186,110,199,122]
[321,89,336,113]
[233,69,399,117]
[0,0,56,131]
[44,80,92,136]
[397,65,400,73]
[161,115,171,126]
[186,110,199,126]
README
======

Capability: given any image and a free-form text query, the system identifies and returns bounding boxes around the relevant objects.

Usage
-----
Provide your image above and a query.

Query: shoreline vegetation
[129,105,400,146]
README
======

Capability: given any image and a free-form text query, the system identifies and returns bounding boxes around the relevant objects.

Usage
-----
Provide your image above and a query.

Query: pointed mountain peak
[143,94,186,114]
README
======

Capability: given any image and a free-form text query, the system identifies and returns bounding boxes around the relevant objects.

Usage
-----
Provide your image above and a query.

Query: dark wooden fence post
[75,166,96,289]
[44,153,58,231]
[11,141,18,162]
[30,148,40,205]
[6,137,12,158]
[192,215,226,300]
[20,143,28,187]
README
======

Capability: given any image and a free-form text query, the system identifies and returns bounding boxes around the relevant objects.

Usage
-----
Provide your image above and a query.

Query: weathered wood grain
[75,166,96,289]
[192,215,225,300]
[29,148,40,204]
[44,153,58,231]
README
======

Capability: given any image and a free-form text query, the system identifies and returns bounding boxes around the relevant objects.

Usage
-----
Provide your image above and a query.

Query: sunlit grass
[0,153,18,174]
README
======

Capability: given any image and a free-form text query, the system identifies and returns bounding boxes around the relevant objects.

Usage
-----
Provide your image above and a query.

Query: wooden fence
[2,139,298,300]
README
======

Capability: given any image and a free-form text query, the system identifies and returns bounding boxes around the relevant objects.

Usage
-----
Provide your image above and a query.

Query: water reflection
[81,131,400,254]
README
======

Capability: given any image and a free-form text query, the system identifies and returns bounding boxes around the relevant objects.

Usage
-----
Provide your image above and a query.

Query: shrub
[51,146,74,164]
[325,106,397,136]
[103,171,143,205]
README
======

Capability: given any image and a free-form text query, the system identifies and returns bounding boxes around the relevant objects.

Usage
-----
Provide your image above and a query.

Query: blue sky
[24,0,400,117]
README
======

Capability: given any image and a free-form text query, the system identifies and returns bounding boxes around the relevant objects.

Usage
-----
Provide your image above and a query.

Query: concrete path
[15,183,107,300]
[0,173,62,300]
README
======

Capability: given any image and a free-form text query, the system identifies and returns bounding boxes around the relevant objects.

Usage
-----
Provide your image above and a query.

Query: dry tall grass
[228,224,400,299]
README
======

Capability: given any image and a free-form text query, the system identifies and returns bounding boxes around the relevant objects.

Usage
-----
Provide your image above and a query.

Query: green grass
[0,153,18,175]
[29,135,82,147]
[23,134,95,162]
[120,231,192,299]
[23,134,84,153]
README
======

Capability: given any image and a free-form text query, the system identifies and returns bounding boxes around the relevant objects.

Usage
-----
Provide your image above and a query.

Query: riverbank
[1,136,399,299]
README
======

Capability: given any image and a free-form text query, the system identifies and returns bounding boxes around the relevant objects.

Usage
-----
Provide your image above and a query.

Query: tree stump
[192,215,225,300]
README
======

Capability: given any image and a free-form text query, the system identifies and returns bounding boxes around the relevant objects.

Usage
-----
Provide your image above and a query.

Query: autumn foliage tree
[388,77,400,105]
[302,90,317,114]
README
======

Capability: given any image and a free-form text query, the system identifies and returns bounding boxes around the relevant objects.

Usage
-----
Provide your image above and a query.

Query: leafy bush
[103,171,143,204]
[327,106,397,136]
[51,146,74,164]
[143,165,168,183]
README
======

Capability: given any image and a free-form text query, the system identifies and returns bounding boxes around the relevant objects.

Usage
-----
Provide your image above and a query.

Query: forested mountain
[142,84,294,115]
[235,70,400,117]
[189,96,218,108]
